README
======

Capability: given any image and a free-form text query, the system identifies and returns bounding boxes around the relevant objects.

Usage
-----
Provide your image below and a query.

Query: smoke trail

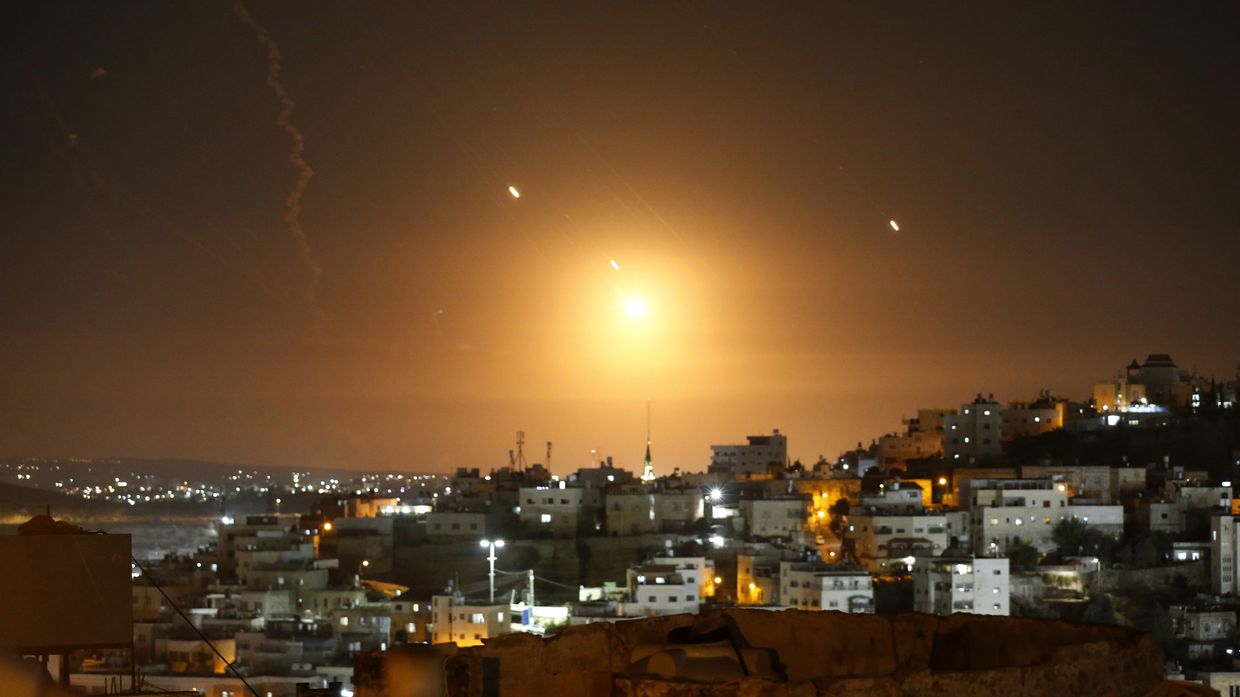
[233,0,324,322]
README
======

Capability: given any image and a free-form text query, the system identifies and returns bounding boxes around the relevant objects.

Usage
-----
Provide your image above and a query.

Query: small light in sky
[610,259,620,271]
[624,297,648,319]
[889,219,900,231]
[508,185,520,199]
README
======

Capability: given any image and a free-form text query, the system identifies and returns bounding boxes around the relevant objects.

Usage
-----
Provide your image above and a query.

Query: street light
[480,539,505,603]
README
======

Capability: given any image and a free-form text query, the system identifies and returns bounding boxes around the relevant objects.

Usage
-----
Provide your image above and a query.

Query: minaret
[641,399,656,484]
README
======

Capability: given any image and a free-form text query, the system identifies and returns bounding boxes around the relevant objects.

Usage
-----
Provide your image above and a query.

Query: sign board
[0,534,133,653]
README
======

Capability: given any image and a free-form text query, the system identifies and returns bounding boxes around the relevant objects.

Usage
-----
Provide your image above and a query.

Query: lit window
[540,514,552,523]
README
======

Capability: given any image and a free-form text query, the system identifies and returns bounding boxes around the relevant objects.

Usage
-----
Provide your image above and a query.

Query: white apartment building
[914,556,1009,616]
[431,594,511,647]
[739,496,809,539]
[620,563,701,617]
[779,562,874,613]
[1212,515,1240,596]
[847,512,961,572]
[965,479,1122,556]
[518,483,586,536]
[944,396,1003,462]
[647,556,717,600]
[709,430,788,477]
[859,482,924,510]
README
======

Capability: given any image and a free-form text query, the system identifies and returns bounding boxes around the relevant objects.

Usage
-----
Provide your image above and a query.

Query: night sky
[4,2,1239,472]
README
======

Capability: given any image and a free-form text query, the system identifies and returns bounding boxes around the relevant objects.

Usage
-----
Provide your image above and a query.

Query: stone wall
[434,610,1164,697]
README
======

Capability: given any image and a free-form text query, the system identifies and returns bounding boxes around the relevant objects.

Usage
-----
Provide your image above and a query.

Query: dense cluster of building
[28,354,1240,696]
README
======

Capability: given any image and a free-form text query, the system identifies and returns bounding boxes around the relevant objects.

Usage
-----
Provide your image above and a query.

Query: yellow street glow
[624,297,648,319]
[889,219,899,231]
[508,185,521,198]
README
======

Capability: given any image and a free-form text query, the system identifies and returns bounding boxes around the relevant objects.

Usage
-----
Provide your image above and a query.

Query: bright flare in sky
[624,296,648,319]
[889,219,900,231]
[508,185,521,198]
[610,259,620,271]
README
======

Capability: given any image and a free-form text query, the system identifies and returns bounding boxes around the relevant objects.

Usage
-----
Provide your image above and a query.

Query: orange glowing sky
[3,3,1239,473]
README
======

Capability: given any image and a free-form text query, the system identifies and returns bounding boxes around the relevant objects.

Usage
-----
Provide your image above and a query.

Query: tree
[828,498,850,536]
[1007,540,1041,572]
[1051,518,1118,563]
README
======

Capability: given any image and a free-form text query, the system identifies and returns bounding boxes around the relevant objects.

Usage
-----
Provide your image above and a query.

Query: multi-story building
[1001,396,1064,441]
[1019,466,1113,503]
[913,555,1010,616]
[1094,354,1193,413]
[430,594,511,647]
[944,396,1004,462]
[709,430,788,478]
[877,432,943,469]
[847,512,962,572]
[1171,607,1237,642]
[604,487,704,536]
[1212,515,1240,596]
[965,479,1122,556]
[645,556,717,600]
[778,562,874,613]
[859,481,924,511]
[424,511,489,541]
[739,496,809,539]
[736,553,780,606]
[518,483,588,536]
[620,563,701,617]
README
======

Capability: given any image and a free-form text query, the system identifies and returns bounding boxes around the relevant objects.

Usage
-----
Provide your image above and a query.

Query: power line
[129,556,260,697]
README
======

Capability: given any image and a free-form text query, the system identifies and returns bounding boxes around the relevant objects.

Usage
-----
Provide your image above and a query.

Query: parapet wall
[441,610,1165,697]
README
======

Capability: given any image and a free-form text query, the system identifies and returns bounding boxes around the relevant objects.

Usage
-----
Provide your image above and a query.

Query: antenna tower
[515,430,527,472]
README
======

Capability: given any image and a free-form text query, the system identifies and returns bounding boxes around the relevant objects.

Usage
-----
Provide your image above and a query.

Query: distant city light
[508,185,520,198]
[889,220,900,231]
[610,259,620,271]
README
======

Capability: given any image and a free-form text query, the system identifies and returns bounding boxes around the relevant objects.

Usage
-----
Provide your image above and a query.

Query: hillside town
[11,353,1240,696]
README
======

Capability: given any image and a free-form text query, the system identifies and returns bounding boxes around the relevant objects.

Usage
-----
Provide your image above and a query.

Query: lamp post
[480,539,505,603]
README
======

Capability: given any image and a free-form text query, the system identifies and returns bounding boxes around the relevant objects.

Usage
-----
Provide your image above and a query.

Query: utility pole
[480,539,505,603]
